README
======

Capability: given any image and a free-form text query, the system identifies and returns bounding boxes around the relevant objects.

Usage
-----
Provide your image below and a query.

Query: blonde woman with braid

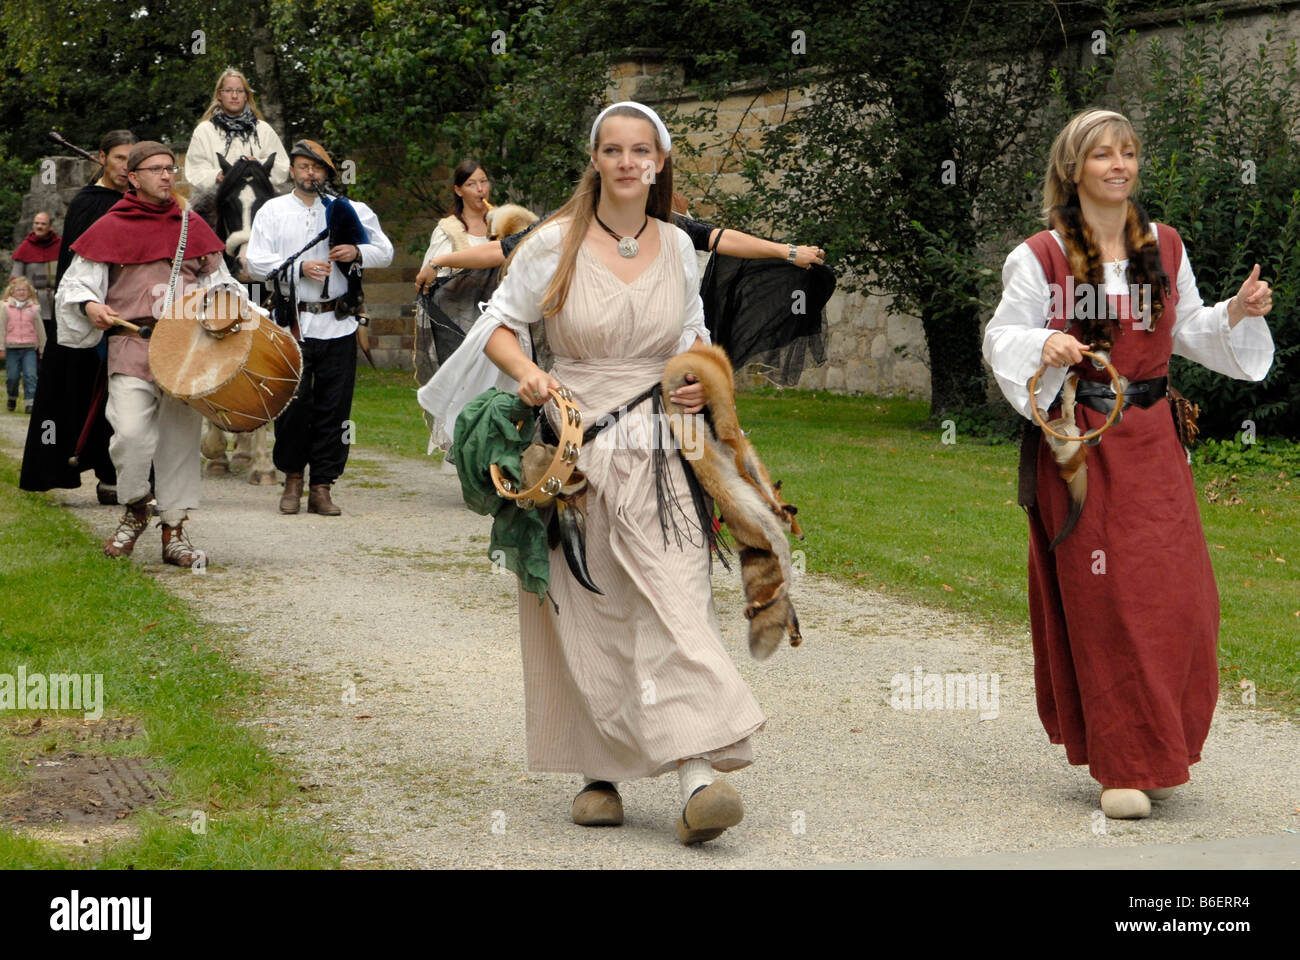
[983,108,1274,820]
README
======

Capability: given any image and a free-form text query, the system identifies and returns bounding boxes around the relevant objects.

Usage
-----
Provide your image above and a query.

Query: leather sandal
[676,780,744,844]
[162,519,206,568]
[103,500,151,557]
[1100,787,1151,819]
[571,780,623,826]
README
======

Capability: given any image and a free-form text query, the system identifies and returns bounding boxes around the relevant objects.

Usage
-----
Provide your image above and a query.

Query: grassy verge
[352,367,1298,714]
[0,458,343,868]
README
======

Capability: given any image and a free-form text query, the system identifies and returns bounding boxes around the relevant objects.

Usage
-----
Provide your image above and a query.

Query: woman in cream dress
[478,102,765,845]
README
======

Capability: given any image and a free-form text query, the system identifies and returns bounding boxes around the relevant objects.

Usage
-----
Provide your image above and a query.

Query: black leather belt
[1073,375,1167,416]
[298,298,340,314]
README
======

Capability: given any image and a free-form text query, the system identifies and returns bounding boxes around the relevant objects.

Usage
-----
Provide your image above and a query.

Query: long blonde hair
[520,106,674,319]
[199,67,267,122]
[1042,108,1141,221]
[3,276,34,304]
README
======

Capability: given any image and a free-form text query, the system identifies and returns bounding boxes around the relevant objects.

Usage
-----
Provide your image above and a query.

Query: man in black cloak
[19,129,138,501]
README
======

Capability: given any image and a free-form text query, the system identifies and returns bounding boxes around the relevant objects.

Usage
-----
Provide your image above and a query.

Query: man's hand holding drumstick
[85,302,121,331]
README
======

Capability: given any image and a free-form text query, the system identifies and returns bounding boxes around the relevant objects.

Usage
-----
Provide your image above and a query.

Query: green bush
[1194,435,1300,473]
[1113,16,1300,439]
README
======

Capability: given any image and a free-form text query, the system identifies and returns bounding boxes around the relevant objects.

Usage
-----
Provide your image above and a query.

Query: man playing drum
[246,140,392,516]
[56,141,239,566]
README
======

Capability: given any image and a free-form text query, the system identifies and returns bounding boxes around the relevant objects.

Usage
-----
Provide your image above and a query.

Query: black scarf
[211,107,260,154]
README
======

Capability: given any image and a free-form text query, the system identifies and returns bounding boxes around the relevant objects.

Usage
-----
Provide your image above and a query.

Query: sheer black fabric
[701,255,834,386]
[414,267,501,391]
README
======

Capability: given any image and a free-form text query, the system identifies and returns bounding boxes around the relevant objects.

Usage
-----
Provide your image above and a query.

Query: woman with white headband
[477,101,765,845]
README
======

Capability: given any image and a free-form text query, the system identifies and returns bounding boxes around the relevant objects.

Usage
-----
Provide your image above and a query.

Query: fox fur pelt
[661,344,803,660]
[487,203,538,240]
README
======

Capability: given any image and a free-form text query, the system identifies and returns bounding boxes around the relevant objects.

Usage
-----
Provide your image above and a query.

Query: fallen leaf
[942,584,954,592]
[354,714,373,720]
[1212,544,1225,550]
[142,621,159,631]
[191,644,198,653]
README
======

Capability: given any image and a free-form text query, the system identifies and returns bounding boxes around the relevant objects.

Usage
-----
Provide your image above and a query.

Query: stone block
[845,361,872,394]
[797,365,826,391]
[824,366,846,392]
[895,360,932,399]
[871,334,889,360]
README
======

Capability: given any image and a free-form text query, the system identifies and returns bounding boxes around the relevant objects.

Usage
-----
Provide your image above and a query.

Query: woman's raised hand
[1041,331,1088,369]
[792,245,826,269]
[1228,263,1272,326]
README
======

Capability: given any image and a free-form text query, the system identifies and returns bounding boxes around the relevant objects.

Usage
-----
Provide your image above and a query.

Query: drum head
[150,290,255,399]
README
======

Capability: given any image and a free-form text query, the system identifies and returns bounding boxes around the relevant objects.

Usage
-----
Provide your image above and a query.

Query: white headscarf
[588,101,672,152]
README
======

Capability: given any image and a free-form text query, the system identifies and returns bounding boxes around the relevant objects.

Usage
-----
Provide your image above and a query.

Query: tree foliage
[267,0,614,218]
[683,0,1081,417]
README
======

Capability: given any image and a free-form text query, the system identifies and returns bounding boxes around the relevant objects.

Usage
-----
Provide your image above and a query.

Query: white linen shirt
[421,224,493,277]
[983,228,1275,419]
[416,219,709,449]
[245,191,393,341]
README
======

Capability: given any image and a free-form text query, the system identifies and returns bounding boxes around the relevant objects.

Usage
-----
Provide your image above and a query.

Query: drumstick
[109,315,153,340]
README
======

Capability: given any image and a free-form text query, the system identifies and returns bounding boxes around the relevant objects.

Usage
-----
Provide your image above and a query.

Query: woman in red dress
[983,108,1275,819]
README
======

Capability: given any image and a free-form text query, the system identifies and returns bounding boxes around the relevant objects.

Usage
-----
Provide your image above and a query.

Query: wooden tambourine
[490,386,582,510]
[1028,349,1126,443]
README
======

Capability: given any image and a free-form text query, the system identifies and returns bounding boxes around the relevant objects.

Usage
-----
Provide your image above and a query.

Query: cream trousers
[106,374,202,525]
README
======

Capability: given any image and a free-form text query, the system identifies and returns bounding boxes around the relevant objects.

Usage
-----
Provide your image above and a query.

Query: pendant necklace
[594,213,648,258]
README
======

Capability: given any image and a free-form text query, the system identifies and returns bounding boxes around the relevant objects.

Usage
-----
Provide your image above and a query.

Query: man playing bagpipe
[246,139,392,515]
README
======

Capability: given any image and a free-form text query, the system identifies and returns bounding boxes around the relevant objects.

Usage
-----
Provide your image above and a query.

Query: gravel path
[4,415,1297,868]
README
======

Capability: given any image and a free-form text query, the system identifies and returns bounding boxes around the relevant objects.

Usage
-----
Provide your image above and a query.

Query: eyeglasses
[136,165,180,176]
[219,88,246,95]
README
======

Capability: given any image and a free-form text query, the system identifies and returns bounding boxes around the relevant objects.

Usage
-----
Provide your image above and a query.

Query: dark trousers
[273,334,356,485]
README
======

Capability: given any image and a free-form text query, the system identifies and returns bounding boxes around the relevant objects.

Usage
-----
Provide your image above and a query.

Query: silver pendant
[618,237,639,258]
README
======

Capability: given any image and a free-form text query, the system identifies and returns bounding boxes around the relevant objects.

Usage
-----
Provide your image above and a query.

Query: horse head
[216,153,280,281]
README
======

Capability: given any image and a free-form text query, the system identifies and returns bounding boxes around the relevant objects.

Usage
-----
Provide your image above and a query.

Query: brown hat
[126,141,175,172]
[289,139,336,178]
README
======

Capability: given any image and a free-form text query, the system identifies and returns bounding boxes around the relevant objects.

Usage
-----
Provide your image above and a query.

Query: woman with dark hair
[414,159,494,290]
[20,129,139,500]
[471,102,764,845]
[983,108,1275,820]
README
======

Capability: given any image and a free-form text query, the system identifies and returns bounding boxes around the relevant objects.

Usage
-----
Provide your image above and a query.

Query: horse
[194,154,285,484]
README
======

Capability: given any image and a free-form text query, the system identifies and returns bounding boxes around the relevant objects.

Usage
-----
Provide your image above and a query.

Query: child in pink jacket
[2,275,45,413]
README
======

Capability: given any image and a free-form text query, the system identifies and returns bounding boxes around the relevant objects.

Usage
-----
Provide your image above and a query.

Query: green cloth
[451,387,551,602]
